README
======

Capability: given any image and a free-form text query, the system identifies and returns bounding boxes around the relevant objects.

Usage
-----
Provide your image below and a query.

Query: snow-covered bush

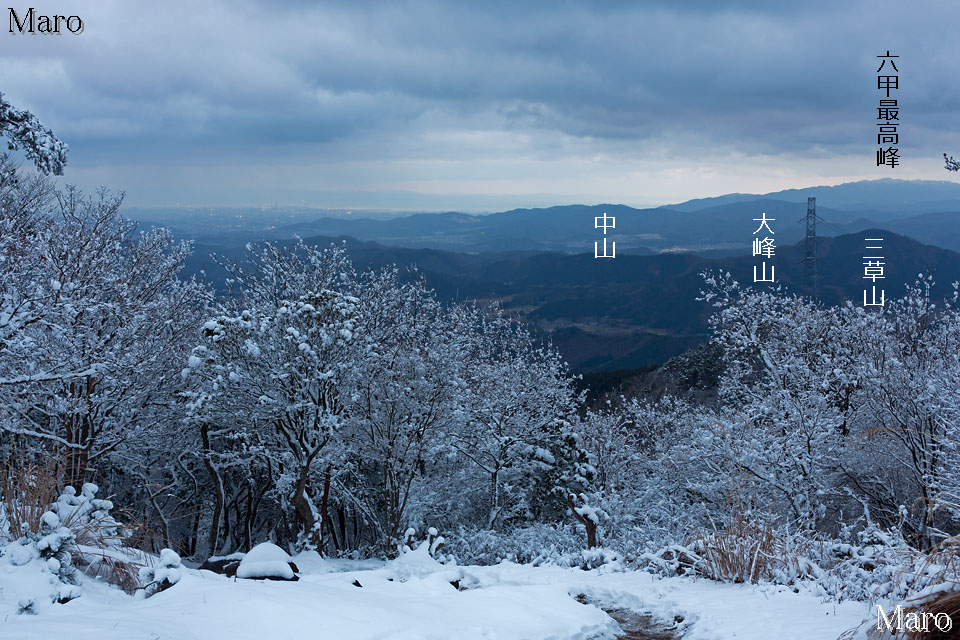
[577,546,622,571]
[0,508,82,615]
[387,532,461,582]
[690,511,808,585]
[51,483,123,544]
[399,526,445,557]
[837,539,960,637]
[49,484,148,593]
[0,460,84,610]
[636,514,953,606]
[0,460,146,599]
[22,511,81,587]
[446,523,584,566]
[810,523,917,602]
[139,548,183,597]
[637,507,814,586]
[447,523,622,571]
[0,456,60,545]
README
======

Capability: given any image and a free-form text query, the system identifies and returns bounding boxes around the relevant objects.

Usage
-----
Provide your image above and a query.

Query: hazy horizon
[112,176,960,221]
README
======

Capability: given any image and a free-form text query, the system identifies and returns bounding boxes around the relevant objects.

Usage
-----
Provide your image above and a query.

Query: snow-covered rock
[139,548,183,597]
[236,542,298,580]
[198,552,245,577]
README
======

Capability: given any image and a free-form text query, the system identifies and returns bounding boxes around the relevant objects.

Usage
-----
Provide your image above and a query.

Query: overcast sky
[3,0,960,210]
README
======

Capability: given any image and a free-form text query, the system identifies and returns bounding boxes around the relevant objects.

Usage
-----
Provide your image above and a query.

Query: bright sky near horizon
[3,0,960,210]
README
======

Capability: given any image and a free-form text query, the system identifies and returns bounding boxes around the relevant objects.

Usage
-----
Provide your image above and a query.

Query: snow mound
[140,548,183,597]
[386,539,461,586]
[236,542,295,580]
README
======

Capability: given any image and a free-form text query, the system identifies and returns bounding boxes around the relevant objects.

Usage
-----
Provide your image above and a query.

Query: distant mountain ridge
[667,178,960,216]
[264,199,960,256]
[131,178,960,256]
[185,229,960,371]
[261,180,960,255]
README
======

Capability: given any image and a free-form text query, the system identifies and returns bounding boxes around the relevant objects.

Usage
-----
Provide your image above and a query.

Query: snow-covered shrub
[0,509,82,615]
[636,514,950,604]
[0,456,61,545]
[51,483,122,540]
[51,484,147,594]
[22,511,81,587]
[837,541,960,638]
[811,523,918,602]
[804,521,958,604]
[446,523,584,566]
[587,486,712,566]
[571,397,719,565]
[139,548,183,597]
[387,534,462,583]
[0,461,146,597]
[691,511,808,585]
[636,508,826,586]
[577,546,622,571]
[399,526,445,557]
[831,540,959,638]
[447,523,621,571]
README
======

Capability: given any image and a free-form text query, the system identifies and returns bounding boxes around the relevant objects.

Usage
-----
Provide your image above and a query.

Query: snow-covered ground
[1,546,872,640]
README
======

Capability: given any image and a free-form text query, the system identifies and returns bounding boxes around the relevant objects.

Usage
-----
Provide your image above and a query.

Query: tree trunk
[318,464,332,555]
[292,465,321,549]
[199,422,225,558]
[338,505,347,551]
[568,494,599,548]
[487,467,501,529]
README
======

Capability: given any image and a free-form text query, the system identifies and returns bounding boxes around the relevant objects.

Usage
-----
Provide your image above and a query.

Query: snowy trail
[578,573,871,640]
[1,556,873,640]
[2,566,616,640]
[576,596,678,639]
[456,563,872,640]
[599,607,677,640]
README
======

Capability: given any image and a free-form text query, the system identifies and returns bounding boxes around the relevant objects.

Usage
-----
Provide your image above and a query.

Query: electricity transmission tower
[803,197,818,301]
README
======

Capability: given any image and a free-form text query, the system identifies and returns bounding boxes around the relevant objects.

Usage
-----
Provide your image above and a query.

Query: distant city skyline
[4,0,960,209]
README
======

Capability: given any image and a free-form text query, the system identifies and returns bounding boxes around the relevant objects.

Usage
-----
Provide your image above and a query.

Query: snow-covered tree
[570,396,704,550]
[847,277,960,548]
[676,272,960,550]
[697,273,852,531]
[528,418,596,546]
[944,153,960,172]
[342,269,466,551]
[451,306,581,530]
[184,240,359,552]
[0,93,67,175]
[0,172,205,492]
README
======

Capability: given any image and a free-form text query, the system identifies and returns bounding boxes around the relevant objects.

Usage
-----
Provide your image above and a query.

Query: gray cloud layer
[3,0,959,208]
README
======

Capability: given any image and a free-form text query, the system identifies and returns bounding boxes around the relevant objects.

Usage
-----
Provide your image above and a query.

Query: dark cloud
[2,0,959,207]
